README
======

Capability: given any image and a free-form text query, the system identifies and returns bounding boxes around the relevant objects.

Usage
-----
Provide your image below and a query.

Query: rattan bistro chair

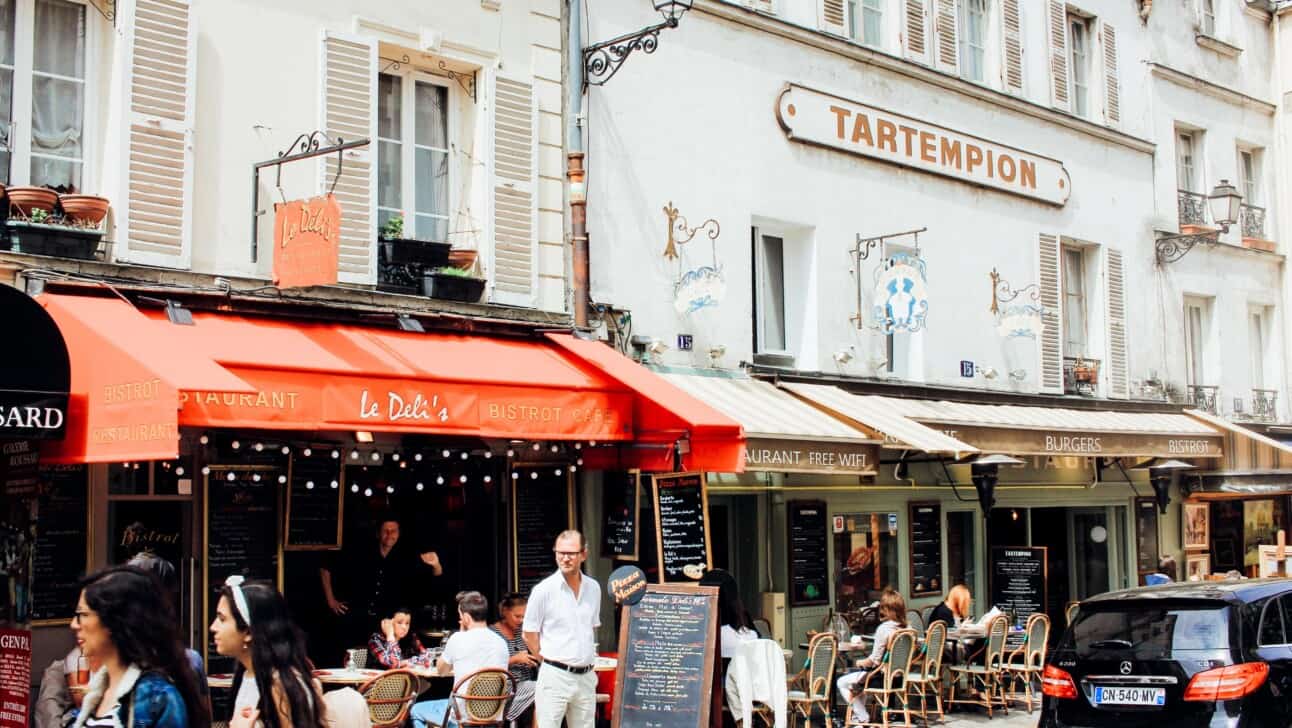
[948,615,1010,718]
[905,621,948,724]
[346,647,370,669]
[1003,613,1051,712]
[854,628,917,728]
[787,632,837,728]
[442,668,515,728]
[358,669,419,728]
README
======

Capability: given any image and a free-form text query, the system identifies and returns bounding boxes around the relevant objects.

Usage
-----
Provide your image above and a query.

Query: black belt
[544,658,593,675]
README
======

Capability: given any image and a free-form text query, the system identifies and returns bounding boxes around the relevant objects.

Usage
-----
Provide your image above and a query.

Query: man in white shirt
[411,591,509,728]
[523,530,601,728]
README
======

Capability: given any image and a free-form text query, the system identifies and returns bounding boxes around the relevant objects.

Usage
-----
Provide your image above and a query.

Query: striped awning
[777,382,979,457]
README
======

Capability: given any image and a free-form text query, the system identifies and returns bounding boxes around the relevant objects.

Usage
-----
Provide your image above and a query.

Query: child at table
[835,589,907,723]
[368,606,435,669]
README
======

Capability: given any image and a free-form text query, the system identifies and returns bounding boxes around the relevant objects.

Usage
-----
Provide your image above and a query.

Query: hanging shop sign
[745,438,879,475]
[874,252,929,334]
[776,83,1072,206]
[0,390,67,439]
[272,194,341,289]
[931,423,1223,459]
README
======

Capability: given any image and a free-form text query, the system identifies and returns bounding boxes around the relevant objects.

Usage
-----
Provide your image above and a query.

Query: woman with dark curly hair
[210,576,325,728]
[70,566,210,728]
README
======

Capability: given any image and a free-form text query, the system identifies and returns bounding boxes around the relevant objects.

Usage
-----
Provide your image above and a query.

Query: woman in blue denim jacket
[70,566,210,728]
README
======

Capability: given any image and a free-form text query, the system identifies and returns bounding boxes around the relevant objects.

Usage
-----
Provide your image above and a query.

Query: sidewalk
[938,707,1040,727]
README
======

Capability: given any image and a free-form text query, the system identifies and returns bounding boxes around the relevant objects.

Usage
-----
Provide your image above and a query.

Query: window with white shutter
[490,73,537,307]
[820,0,849,37]
[1000,0,1023,94]
[319,32,376,284]
[1046,0,1070,112]
[934,0,958,74]
[1105,248,1128,398]
[904,0,928,62]
[119,0,196,269]
[1037,232,1064,393]
[1101,22,1119,126]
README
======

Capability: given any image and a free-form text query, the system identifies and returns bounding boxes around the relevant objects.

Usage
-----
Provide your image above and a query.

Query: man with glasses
[523,530,601,728]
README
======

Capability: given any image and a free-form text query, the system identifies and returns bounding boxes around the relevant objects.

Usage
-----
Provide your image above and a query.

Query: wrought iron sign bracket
[989,268,1041,315]
[662,201,719,261]
[1154,228,1220,266]
[378,56,478,102]
[583,18,677,88]
[854,227,925,261]
[249,130,370,263]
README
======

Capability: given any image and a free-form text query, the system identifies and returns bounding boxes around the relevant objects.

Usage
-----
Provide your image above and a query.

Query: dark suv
[1039,578,1292,727]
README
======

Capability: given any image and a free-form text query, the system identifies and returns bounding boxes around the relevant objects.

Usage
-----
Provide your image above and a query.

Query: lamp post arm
[582,19,676,88]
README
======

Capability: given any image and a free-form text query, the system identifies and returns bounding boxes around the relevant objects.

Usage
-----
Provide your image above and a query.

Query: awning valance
[778,382,979,458]
[1186,409,1292,470]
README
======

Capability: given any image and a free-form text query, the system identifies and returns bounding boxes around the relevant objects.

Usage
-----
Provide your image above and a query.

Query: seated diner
[835,588,907,723]
[369,606,435,669]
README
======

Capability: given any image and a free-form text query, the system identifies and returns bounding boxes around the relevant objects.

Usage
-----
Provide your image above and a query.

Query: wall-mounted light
[1132,458,1195,514]
[1156,180,1243,265]
[355,431,374,443]
[969,453,1024,519]
[707,344,726,368]
[582,0,694,88]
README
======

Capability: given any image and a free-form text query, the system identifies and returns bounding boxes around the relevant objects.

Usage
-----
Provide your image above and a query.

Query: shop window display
[833,512,898,620]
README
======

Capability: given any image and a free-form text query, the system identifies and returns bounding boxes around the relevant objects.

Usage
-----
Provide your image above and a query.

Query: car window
[1260,598,1286,646]
[1070,603,1230,658]
[1279,596,1292,645]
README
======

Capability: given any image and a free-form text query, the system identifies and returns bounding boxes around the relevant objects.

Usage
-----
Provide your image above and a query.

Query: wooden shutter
[1038,233,1064,394]
[1047,0,1070,112]
[1001,0,1024,94]
[1101,22,1120,126]
[1105,248,1128,399]
[820,0,849,36]
[934,0,958,73]
[490,74,538,307]
[119,0,196,269]
[747,0,773,11]
[320,33,376,284]
[904,0,928,62]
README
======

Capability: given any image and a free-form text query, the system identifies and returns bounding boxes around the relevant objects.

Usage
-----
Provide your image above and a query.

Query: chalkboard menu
[908,502,943,598]
[788,501,828,606]
[652,473,711,582]
[286,453,343,549]
[1134,497,1160,581]
[512,471,575,595]
[602,471,640,560]
[31,466,87,623]
[990,546,1047,628]
[205,467,281,671]
[613,584,718,728]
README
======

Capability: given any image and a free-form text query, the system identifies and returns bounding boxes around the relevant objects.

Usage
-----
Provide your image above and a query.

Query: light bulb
[484,451,493,459]
[530,471,538,480]
[281,445,290,455]
[507,449,515,457]
[202,466,210,475]
[459,475,468,483]
[252,473,261,482]
[416,482,424,491]
[306,481,315,490]
[436,475,445,485]
[364,488,373,497]
[570,465,577,473]
[550,444,559,453]
[577,458,584,466]
[532,443,541,451]
[331,449,340,459]
[350,449,360,460]
[511,472,519,480]
[253,442,264,452]
[400,461,407,469]
[330,480,338,489]
[414,453,423,462]
[589,440,597,447]
[484,475,492,483]
[442,449,451,458]
[175,467,185,476]
[574,443,582,450]
[391,453,400,462]
[555,468,563,476]
[370,451,381,461]
[351,484,359,493]
[278,475,287,484]
[303,447,312,457]
[226,472,236,481]
[231,440,241,450]
[199,434,210,445]
[386,485,394,494]
[460,452,469,460]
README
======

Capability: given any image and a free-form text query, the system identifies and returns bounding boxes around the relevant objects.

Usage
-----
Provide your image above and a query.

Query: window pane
[33,0,83,78]
[377,141,402,212]
[862,0,882,46]
[1261,600,1285,646]
[1062,248,1085,352]
[30,156,80,190]
[377,74,402,139]
[414,147,448,218]
[946,511,976,595]
[1178,135,1194,190]
[1186,305,1205,385]
[834,512,899,616]
[108,462,148,496]
[1251,313,1265,389]
[413,214,448,244]
[0,0,14,66]
[759,235,786,351]
[31,0,85,191]
[415,82,447,150]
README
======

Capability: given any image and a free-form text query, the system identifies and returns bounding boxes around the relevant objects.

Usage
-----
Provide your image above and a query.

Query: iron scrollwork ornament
[989,268,1046,339]
[583,21,672,87]
[662,201,719,260]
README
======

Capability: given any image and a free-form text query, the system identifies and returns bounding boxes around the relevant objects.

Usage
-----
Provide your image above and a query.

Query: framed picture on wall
[1185,552,1211,581]
[1183,503,1210,551]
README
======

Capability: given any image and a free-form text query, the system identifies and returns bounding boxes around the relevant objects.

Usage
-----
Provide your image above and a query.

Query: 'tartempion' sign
[775,84,1071,206]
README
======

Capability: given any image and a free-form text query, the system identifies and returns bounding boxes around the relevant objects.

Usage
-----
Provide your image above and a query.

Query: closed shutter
[1105,248,1128,399]
[934,0,958,73]
[1001,0,1024,94]
[1101,22,1120,126]
[490,73,538,307]
[904,0,928,62]
[1047,0,1070,112]
[118,0,196,269]
[319,33,376,284]
[1038,233,1064,394]
[820,0,849,36]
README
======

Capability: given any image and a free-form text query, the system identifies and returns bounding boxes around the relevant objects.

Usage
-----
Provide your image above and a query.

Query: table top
[313,668,384,685]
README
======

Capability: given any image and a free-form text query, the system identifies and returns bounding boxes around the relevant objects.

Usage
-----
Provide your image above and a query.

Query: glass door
[1069,508,1112,600]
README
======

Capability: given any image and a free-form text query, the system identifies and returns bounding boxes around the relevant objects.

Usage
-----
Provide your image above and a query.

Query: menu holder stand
[30,465,90,625]
[612,583,718,728]
[908,501,943,599]
[651,472,712,583]
[602,470,641,561]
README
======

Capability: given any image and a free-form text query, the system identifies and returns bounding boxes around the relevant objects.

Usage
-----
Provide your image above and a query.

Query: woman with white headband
[210,576,325,728]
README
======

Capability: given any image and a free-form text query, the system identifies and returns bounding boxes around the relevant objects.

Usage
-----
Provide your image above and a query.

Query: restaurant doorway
[709,494,761,614]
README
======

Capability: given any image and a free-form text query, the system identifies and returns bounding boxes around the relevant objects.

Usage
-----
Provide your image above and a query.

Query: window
[960,0,987,82]
[1061,247,1087,356]
[1068,14,1090,117]
[1184,299,1207,386]
[833,512,899,615]
[1177,132,1197,191]
[1260,599,1285,646]
[946,511,977,595]
[755,233,787,352]
[1250,308,1268,389]
[1240,149,1258,205]
[377,73,451,242]
[0,0,88,190]
[1200,0,1216,36]
[855,0,883,47]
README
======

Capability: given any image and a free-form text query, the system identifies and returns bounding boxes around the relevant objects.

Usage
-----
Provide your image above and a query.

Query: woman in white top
[835,589,908,721]
[210,577,325,728]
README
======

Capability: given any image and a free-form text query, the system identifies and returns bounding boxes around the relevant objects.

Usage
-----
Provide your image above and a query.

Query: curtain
[30,0,84,191]
[0,0,14,184]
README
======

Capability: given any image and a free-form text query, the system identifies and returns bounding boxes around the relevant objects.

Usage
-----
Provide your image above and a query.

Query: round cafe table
[313,667,384,686]
[207,673,234,690]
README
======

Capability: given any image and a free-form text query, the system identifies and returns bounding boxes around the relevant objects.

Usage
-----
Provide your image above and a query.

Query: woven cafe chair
[947,614,1010,718]
[905,620,947,724]
[849,628,917,728]
[787,632,837,728]
[442,668,515,728]
[905,610,924,633]
[1065,601,1080,626]
[346,647,370,669]
[358,669,419,728]
[1003,613,1051,712]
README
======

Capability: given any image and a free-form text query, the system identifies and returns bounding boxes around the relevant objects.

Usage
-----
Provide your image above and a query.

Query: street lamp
[1132,458,1195,514]
[1155,180,1243,265]
[654,0,694,25]
[583,1,694,87]
[969,454,1025,519]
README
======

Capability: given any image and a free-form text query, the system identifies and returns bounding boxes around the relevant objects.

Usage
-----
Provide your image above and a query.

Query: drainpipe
[567,0,589,328]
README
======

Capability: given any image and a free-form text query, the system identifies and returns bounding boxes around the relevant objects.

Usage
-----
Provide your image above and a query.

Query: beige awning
[778,382,979,458]
[1186,409,1292,470]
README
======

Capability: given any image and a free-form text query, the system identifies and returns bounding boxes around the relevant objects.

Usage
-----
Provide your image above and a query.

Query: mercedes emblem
[1120,661,1133,675]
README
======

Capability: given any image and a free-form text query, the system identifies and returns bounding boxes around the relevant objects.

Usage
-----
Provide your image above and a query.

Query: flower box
[2,220,103,260]
[378,237,451,268]
[422,271,485,302]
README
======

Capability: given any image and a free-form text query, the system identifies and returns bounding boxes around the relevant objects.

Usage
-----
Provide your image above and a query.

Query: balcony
[1178,189,1209,227]
[1239,203,1277,252]
[1252,388,1279,422]
[1188,384,1220,415]
[1063,356,1100,397]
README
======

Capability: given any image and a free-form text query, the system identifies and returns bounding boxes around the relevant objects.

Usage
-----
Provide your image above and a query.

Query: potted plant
[58,194,110,225]
[4,205,106,260]
[378,214,450,268]
[1073,359,1099,384]
[7,186,57,216]
[423,265,485,302]
[447,248,478,270]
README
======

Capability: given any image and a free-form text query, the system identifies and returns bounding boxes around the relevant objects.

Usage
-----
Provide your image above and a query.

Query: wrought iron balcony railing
[1188,384,1220,415]
[1178,189,1208,227]
[1252,388,1278,422]
[1240,203,1266,240]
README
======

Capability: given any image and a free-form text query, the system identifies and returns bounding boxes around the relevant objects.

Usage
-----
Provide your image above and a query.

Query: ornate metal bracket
[1155,228,1221,265]
[989,268,1041,315]
[88,0,115,24]
[662,201,719,260]
[437,61,477,102]
[854,227,925,261]
[379,54,410,74]
[583,19,675,88]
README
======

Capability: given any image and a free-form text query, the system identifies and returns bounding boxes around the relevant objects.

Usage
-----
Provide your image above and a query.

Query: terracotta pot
[59,194,110,225]
[7,186,57,216]
[448,249,478,270]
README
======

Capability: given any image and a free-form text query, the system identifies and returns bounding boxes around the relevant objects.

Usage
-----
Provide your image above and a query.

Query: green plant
[381,214,404,239]
[29,208,49,224]
[431,266,478,278]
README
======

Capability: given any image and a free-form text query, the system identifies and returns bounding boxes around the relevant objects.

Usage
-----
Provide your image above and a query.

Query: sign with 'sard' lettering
[272,194,341,289]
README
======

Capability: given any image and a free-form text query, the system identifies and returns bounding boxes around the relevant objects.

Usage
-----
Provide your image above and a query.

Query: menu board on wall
[613,584,718,728]
[788,501,828,606]
[205,467,281,672]
[30,466,87,623]
[652,473,711,582]
[1134,498,1160,581]
[601,471,640,561]
[989,546,1047,628]
[908,502,943,598]
[285,454,344,550]
[512,470,575,595]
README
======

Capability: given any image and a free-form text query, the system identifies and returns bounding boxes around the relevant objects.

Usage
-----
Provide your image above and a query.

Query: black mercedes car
[1039,578,1292,727]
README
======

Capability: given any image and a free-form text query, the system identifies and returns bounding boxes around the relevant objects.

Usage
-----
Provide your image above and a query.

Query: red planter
[58,194,110,225]
[7,186,57,217]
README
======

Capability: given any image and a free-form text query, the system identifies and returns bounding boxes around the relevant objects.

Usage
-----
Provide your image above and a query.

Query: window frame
[960,0,988,83]
[1239,148,1259,206]
[376,69,456,243]
[1061,245,1088,357]
[1200,0,1216,37]
[1177,131,1197,193]
[856,0,883,47]
[1067,13,1091,117]
[1184,298,1208,386]
[1250,306,1269,391]
[1259,597,1286,647]
[754,231,789,355]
